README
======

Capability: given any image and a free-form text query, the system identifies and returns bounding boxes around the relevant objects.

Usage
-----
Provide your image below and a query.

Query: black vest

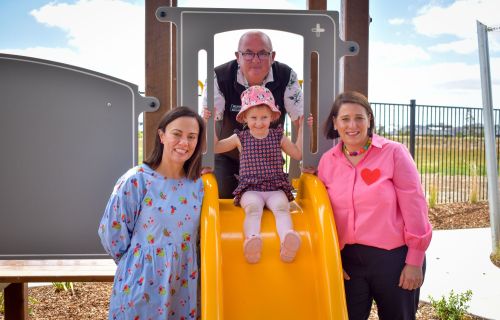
[214,59,292,159]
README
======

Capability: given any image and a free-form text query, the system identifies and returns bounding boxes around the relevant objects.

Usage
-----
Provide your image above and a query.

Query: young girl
[205,85,303,264]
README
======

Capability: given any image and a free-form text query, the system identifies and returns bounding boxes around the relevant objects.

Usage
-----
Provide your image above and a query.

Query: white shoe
[280,230,301,263]
[243,235,262,264]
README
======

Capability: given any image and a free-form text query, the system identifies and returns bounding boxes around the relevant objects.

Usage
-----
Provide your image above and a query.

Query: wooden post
[307,0,326,10]
[4,283,28,320]
[341,0,369,96]
[144,0,177,159]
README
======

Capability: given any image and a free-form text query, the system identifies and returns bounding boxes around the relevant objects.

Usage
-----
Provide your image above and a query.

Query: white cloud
[489,32,500,52]
[4,0,303,91]
[388,18,405,26]
[428,38,476,54]
[412,0,500,55]
[179,0,300,9]
[370,41,431,66]
[369,41,500,107]
[7,0,146,89]
[413,0,499,38]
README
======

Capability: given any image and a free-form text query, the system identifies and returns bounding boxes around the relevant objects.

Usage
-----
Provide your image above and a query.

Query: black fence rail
[372,101,500,204]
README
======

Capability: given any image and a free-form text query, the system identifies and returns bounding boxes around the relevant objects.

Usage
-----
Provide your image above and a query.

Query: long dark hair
[143,107,205,180]
[323,91,375,140]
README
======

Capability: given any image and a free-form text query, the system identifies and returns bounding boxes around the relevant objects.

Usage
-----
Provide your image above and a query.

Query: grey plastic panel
[156,7,358,167]
[0,54,159,259]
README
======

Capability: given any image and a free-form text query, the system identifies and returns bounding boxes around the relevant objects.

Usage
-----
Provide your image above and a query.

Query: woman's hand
[201,167,213,175]
[343,269,350,280]
[399,264,423,290]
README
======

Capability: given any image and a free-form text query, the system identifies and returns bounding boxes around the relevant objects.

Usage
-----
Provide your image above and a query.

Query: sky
[0,0,499,108]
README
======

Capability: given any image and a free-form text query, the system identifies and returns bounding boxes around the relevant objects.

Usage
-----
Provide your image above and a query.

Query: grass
[428,183,438,208]
[391,136,500,176]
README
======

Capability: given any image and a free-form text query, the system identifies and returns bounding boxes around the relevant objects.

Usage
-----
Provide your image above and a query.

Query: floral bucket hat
[236,85,281,123]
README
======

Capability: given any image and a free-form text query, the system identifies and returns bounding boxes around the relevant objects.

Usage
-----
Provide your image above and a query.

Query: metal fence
[372,101,500,204]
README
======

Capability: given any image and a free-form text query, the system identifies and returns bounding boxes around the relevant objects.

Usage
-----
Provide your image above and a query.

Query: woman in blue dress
[98,106,206,320]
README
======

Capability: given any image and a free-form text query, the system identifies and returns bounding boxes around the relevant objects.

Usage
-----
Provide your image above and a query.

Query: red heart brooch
[361,168,380,185]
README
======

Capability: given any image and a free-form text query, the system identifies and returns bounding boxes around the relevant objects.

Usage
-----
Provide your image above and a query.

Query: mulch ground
[0,201,494,319]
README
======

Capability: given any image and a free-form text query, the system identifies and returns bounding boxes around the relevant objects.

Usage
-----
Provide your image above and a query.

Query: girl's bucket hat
[236,85,281,123]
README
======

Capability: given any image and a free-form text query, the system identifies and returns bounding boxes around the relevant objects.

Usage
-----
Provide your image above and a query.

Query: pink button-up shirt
[318,134,432,266]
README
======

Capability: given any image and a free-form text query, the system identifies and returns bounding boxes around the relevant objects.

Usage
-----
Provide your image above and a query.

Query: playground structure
[0,3,368,319]
[159,7,357,318]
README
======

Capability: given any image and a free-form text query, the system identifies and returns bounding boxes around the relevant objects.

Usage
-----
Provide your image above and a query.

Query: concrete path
[420,228,500,320]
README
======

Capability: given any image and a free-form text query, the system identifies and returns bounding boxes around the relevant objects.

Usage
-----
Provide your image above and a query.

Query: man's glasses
[238,51,272,61]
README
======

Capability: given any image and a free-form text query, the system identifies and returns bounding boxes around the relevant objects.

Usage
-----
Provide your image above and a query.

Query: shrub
[469,161,478,203]
[52,282,75,295]
[428,183,438,208]
[429,289,473,320]
[0,291,36,316]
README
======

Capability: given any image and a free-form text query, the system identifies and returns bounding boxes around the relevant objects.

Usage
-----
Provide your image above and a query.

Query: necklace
[343,138,372,156]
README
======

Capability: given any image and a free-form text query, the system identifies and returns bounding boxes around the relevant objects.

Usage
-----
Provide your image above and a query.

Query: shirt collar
[236,64,274,88]
[370,134,386,149]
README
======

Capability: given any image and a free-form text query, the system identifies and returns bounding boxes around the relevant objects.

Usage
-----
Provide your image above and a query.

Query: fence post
[409,99,416,159]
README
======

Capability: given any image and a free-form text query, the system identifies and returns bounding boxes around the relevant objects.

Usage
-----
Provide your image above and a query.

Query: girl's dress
[98,164,204,320]
[233,126,294,206]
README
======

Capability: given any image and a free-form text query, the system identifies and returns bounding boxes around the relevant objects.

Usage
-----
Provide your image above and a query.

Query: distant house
[461,123,484,136]
[376,124,399,135]
[426,124,454,136]
[400,125,428,136]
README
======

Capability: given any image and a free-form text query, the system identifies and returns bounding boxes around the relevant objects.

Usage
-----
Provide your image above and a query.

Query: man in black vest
[203,30,303,198]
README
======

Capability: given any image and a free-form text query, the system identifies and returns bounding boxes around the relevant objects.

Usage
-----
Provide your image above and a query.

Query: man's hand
[306,113,314,128]
[202,107,212,122]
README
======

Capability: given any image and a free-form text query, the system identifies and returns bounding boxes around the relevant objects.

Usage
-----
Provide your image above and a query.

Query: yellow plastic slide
[200,173,348,319]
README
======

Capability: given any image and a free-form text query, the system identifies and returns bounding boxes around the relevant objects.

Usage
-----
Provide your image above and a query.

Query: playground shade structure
[200,173,348,319]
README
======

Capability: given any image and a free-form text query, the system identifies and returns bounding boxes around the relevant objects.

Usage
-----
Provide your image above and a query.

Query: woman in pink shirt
[316,91,432,319]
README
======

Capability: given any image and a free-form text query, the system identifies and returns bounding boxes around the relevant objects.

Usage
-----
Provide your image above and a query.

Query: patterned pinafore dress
[232,126,294,206]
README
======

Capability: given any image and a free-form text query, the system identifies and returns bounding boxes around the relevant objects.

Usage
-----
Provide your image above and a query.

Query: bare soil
[0,201,494,319]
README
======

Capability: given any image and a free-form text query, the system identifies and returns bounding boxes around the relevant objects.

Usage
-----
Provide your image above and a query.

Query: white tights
[240,190,293,243]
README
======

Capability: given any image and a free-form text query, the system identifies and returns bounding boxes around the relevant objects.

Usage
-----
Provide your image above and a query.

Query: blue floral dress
[98,164,204,320]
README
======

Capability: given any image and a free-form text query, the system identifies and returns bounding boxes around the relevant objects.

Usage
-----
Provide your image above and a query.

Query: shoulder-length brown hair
[323,91,375,140]
[143,106,206,180]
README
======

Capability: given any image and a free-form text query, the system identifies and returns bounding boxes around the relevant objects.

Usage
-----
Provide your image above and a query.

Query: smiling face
[235,32,275,86]
[158,116,200,166]
[333,102,371,151]
[243,105,273,137]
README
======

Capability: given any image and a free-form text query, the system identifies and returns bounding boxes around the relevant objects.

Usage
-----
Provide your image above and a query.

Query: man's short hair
[237,31,273,51]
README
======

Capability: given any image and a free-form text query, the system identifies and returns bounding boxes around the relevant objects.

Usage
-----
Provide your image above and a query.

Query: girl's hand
[202,108,212,122]
[301,166,317,174]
